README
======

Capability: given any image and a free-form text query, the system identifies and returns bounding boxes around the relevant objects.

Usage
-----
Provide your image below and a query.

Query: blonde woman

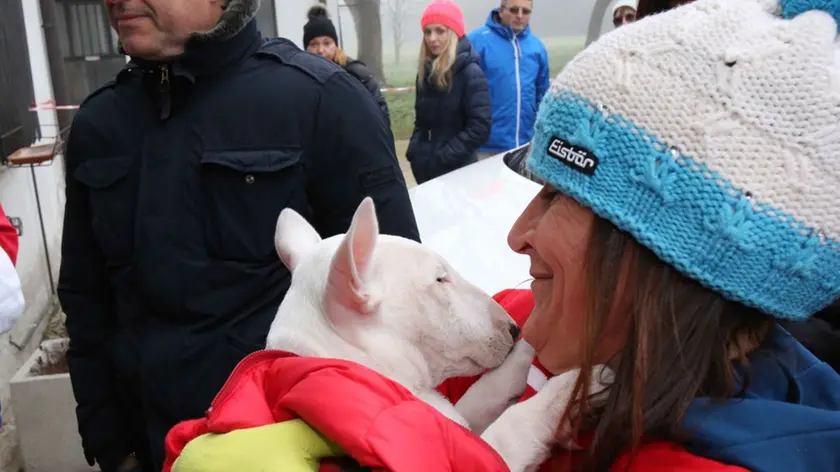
[406,0,491,184]
[303,5,390,125]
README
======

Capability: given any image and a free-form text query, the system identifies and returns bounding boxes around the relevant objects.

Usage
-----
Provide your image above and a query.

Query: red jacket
[0,204,18,265]
[439,289,749,472]
[163,350,509,472]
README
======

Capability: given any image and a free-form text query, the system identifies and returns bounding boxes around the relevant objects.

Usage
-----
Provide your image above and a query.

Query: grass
[384,36,585,142]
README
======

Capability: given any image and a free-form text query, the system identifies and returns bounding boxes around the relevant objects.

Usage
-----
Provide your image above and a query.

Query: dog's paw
[455,339,535,433]
[480,364,613,472]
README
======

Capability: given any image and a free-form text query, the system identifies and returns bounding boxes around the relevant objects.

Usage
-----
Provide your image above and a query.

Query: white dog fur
[267,197,612,471]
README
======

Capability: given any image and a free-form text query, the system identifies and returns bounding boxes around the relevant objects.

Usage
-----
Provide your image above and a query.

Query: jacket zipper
[205,349,269,414]
[512,34,522,148]
[159,64,171,120]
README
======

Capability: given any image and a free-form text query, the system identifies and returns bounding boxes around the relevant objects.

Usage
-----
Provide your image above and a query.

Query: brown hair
[563,216,773,472]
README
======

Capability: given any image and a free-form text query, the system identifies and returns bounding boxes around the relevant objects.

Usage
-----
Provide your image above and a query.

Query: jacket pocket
[73,156,136,263]
[200,148,305,261]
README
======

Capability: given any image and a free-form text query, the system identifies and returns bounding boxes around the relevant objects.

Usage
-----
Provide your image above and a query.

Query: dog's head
[269,198,519,387]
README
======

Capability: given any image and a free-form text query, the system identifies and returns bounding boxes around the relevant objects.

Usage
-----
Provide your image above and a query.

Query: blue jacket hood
[483,9,532,40]
[682,326,840,471]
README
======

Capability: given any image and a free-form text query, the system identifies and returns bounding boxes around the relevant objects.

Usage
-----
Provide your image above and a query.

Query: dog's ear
[275,207,322,271]
[326,197,379,315]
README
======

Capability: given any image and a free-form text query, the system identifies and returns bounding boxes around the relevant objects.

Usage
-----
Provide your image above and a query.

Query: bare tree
[344,0,385,83]
[384,0,416,65]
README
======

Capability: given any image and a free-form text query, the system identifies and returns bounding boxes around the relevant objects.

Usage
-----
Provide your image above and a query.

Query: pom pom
[779,0,840,30]
[307,4,329,21]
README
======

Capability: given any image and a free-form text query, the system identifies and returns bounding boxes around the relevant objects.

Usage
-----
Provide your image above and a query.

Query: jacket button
[245,174,255,184]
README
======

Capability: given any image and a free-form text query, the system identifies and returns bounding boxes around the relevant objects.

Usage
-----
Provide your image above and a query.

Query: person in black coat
[303,4,391,127]
[407,0,491,184]
[59,1,419,471]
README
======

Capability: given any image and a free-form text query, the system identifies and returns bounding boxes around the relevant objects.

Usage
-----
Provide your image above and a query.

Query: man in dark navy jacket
[58,1,419,471]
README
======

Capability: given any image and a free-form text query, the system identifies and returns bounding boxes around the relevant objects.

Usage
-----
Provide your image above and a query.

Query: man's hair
[500,0,533,8]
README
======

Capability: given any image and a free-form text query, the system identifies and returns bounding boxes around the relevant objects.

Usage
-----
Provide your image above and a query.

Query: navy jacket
[406,37,491,184]
[58,21,419,472]
[344,59,390,127]
[682,326,840,472]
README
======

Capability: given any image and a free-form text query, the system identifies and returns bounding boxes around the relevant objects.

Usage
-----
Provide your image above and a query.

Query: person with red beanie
[406,0,492,184]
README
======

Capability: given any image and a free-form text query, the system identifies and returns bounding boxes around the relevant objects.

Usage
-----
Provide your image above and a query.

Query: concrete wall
[0,0,66,469]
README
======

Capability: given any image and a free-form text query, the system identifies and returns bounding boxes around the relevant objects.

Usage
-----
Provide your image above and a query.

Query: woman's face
[507,185,596,374]
[306,36,337,61]
[423,24,450,57]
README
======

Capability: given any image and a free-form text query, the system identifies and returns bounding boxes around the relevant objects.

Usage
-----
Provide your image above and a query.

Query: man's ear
[275,207,323,272]
[325,198,379,318]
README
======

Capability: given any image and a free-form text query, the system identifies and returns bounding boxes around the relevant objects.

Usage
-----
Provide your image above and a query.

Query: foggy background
[325,0,619,62]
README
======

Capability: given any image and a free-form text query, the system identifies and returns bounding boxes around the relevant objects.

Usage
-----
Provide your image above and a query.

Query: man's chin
[121,39,158,59]
[120,36,176,61]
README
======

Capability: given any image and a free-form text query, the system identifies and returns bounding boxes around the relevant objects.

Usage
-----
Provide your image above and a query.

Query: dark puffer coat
[407,37,491,184]
[344,58,391,127]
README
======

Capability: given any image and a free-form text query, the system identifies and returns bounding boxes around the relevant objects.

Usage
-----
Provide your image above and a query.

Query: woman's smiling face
[507,185,595,373]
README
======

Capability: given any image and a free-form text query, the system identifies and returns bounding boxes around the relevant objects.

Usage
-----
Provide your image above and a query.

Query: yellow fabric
[172,419,346,472]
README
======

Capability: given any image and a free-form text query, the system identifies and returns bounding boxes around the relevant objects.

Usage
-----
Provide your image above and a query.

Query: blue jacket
[681,325,840,471]
[406,37,491,184]
[467,10,550,153]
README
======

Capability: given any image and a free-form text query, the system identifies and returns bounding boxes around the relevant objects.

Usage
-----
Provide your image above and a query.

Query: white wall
[276,0,313,48]
[0,0,66,469]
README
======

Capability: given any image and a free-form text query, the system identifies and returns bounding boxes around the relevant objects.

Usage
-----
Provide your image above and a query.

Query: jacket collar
[121,20,261,83]
[485,8,532,40]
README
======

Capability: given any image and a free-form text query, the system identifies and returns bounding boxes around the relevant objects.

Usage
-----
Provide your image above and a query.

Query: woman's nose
[508,199,537,254]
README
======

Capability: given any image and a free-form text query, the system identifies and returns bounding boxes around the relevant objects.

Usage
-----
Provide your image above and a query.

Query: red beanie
[421,0,465,38]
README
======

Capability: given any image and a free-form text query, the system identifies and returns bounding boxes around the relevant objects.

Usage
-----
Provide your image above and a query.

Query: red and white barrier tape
[379,86,415,93]
[29,100,79,111]
[30,86,415,112]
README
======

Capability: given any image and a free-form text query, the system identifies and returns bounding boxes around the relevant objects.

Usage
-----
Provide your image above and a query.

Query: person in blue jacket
[468,0,550,157]
[407,0,491,184]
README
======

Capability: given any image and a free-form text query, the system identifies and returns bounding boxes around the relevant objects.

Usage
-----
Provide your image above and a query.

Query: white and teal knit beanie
[526,0,840,320]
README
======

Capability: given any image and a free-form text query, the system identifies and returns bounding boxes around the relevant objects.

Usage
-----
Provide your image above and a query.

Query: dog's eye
[436,273,450,283]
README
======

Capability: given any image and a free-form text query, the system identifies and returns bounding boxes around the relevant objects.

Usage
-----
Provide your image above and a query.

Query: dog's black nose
[509,323,521,340]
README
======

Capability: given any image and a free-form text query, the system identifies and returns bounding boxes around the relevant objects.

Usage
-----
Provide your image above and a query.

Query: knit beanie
[613,0,638,14]
[525,0,840,321]
[303,4,339,47]
[421,0,466,38]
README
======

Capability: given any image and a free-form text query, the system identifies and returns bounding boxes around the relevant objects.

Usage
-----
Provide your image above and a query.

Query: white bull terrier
[267,197,612,471]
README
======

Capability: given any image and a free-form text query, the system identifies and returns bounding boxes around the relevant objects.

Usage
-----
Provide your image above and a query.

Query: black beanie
[303,4,339,47]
